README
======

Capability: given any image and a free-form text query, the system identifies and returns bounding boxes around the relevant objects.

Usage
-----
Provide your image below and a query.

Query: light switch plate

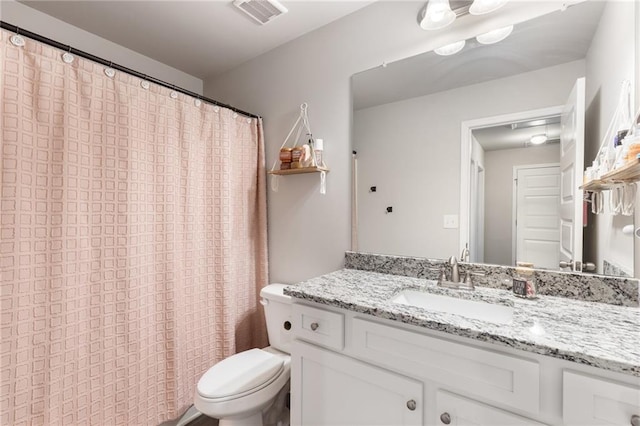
[443,214,459,229]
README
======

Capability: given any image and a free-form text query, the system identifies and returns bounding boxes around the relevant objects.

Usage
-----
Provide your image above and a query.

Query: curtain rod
[1,21,261,119]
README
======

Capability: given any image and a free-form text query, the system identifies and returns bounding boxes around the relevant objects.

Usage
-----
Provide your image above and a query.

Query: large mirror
[352,0,637,277]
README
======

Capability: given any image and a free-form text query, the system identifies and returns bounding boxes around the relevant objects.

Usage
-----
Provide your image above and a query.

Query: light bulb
[530,134,548,145]
[420,0,456,30]
[476,25,514,45]
[469,0,508,15]
[434,40,466,56]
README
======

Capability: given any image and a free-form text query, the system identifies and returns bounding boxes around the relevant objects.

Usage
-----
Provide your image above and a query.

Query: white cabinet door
[435,390,547,426]
[291,340,423,426]
[563,370,640,426]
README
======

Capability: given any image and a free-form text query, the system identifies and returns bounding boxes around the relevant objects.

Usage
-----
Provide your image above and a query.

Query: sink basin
[391,290,513,325]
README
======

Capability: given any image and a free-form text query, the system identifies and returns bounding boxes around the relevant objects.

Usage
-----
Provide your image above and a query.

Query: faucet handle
[462,271,485,290]
[428,267,447,283]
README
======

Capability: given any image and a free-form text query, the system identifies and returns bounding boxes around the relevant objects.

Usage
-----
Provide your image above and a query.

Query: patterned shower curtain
[0,29,269,425]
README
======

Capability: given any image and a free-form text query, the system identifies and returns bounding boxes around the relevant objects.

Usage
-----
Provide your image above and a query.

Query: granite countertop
[284,269,640,377]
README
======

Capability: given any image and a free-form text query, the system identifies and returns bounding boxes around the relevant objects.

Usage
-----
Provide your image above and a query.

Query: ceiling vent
[233,0,288,25]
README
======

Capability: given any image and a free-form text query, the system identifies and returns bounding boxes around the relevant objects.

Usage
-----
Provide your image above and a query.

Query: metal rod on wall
[0,21,261,119]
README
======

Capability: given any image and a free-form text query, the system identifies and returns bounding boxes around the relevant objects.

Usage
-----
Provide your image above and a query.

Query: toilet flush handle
[260,298,268,306]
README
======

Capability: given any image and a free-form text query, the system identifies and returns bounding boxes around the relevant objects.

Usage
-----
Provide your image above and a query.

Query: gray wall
[1,0,203,94]
[584,0,636,276]
[483,144,560,266]
[353,61,584,261]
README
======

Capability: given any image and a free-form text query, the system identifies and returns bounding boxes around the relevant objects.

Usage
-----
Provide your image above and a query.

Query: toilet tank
[260,284,293,354]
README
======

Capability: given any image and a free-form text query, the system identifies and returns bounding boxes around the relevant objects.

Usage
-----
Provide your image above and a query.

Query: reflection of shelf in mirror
[600,157,640,181]
[580,179,608,191]
[268,166,329,176]
[580,157,640,191]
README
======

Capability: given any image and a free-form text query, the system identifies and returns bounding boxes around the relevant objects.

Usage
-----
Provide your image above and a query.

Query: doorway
[513,164,561,269]
[459,105,565,268]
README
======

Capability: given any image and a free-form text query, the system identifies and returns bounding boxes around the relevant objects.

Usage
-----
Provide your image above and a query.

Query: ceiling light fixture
[434,40,466,56]
[530,134,548,145]
[469,0,509,16]
[476,25,514,45]
[420,0,457,30]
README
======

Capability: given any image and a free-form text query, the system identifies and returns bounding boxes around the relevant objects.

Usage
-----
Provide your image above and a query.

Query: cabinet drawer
[563,370,640,425]
[436,390,547,425]
[293,304,344,351]
[352,317,540,414]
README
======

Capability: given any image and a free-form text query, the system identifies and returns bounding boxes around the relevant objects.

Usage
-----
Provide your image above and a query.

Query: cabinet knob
[631,415,640,426]
[310,322,319,331]
[440,412,451,424]
[406,400,416,411]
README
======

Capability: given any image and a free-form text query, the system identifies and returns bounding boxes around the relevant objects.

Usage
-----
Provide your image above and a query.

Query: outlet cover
[443,215,459,229]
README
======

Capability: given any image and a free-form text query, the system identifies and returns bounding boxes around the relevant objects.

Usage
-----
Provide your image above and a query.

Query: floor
[158,407,218,426]
[186,414,218,426]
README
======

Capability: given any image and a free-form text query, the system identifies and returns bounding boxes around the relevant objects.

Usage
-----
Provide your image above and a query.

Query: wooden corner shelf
[268,166,329,176]
[580,157,640,191]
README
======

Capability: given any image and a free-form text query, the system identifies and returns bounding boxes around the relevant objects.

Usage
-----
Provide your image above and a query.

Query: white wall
[353,60,584,261]
[584,0,636,276]
[483,144,560,266]
[0,0,203,94]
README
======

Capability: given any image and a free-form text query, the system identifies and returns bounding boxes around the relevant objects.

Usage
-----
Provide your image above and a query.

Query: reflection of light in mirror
[530,134,548,145]
[421,0,456,30]
[476,25,514,45]
[469,0,508,16]
[434,40,466,56]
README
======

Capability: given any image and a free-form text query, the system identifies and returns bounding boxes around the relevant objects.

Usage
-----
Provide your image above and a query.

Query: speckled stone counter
[284,269,640,377]
[345,251,640,307]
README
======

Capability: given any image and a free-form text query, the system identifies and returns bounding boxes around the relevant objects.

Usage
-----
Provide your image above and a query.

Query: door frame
[459,105,564,256]
[511,163,560,266]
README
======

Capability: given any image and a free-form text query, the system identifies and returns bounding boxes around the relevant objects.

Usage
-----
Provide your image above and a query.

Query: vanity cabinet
[291,340,423,426]
[290,301,640,426]
[563,371,640,425]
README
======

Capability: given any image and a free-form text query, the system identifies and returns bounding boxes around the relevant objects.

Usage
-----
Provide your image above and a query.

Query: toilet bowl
[194,284,292,426]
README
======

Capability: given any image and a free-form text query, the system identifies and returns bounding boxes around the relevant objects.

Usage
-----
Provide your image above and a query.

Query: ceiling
[473,116,562,151]
[352,0,605,110]
[17,0,374,79]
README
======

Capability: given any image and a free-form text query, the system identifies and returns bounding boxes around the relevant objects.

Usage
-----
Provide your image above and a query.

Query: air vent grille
[233,0,288,25]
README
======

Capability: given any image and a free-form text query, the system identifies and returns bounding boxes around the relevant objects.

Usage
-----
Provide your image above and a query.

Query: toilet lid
[197,348,284,399]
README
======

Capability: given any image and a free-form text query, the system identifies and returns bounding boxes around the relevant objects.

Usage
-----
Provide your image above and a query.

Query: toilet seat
[197,348,285,402]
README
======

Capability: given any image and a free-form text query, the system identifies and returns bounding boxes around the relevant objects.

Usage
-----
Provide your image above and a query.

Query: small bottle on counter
[513,262,537,299]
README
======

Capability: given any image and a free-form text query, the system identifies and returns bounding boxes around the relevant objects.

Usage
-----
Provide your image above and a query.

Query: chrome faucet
[448,256,461,283]
[430,255,482,291]
[460,244,470,263]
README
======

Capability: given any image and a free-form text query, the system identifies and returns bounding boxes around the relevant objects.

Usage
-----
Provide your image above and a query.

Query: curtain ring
[104,62,116,78]
[10,28,26,47]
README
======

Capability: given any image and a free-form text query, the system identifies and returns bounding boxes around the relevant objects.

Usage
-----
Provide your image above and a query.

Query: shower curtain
[0,29,269,425]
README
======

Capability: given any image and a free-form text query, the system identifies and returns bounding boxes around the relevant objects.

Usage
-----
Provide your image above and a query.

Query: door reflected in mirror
[351,0,636,277]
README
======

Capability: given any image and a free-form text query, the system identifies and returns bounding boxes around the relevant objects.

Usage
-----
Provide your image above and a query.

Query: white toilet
[194,284,292,426]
